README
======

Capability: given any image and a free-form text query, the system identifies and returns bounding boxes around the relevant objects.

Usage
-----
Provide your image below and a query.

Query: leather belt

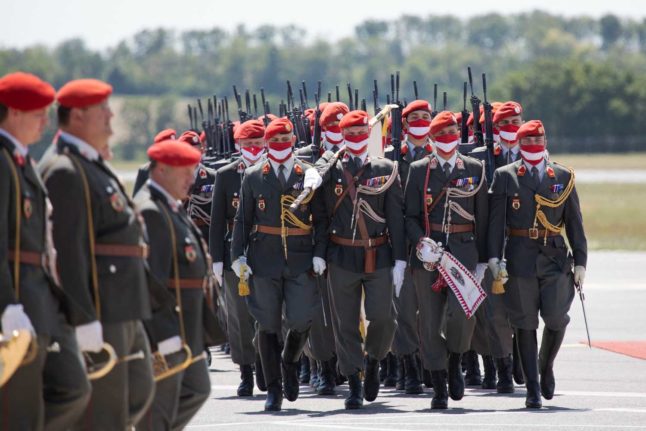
[430,223,473,234]
[167,278,205,289]
[193,219,209,227]
[330,234,387,248]
[95,244,148,258]
[253,225,311,236]
[7,250,45,267]
[508,228,560,239]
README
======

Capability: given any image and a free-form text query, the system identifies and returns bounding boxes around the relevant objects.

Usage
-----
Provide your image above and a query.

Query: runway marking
[596,408,646,414]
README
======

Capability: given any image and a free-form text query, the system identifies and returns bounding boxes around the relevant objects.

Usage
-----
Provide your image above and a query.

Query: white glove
[212,262,223,286]
[312,257,326,275]
[418,241,442,264]
[488,257,509,284]
[231,257,252,279]
[304,167,323,190]
[75,321,104,353]
[392,260,407,298]
[574,265,586,286]
[475,263,487,284]
[1,304,35,335]
[157,335,183,356]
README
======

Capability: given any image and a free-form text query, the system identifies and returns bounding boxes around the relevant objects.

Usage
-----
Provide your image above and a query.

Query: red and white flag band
[436,252,487,319]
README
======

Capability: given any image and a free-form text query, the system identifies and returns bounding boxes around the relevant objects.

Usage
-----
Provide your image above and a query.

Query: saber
[576,282,592,348]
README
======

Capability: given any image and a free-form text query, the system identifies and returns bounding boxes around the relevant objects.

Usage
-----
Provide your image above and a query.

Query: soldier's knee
[542,313,570,331]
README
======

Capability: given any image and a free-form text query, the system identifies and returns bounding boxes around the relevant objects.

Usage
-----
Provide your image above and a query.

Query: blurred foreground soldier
[44,79,154,429]
[488,120,587,408]
[315,110,406,409]
[404,111,488,410]
[0,72,90,430]
[135,139,211,430]
[0,330,32,388]
[231,118,326,411]
[210,119,266,397]
[132,128,177,196]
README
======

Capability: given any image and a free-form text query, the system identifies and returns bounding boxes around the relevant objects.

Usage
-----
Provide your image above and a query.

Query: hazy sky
[4,0,645,50]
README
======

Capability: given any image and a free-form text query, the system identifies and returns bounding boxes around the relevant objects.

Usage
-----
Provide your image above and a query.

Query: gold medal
[184,245,197,262]
[334,184,343,196]
[232,197,239,209]
[512,197,520,210]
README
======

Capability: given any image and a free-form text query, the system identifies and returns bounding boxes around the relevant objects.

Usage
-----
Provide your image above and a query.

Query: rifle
[468,66,483,146]
[310,92,323,163]
[354,89,359,112]
[360,98,366,111]
[443,92,448,111]
[335,85,340,102]
[188,104,195,131]
[391,71,403,163]
[252,94,258,118]
[347,83,353,110]
[482,73,495,183]
[373,79,381,115]
[413,80,419,100]
[461,82,469,144]
[260,88,270,126]
[302,81,310,109]
[431,84,438,118]
[232,86,247,122]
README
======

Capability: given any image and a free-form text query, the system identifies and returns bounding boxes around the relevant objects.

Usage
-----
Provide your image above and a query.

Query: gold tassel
[238,258,250,297]
[492,264,508,295]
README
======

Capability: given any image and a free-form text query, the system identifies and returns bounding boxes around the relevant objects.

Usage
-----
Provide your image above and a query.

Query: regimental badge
[512,197,521,210]
[546,166,556,178]
[429,157,438,169]
[23,198,32,219]
[294,164,303,176]
[424,143,433,153]
[232,196,239,209]
[400,145,408,156]
[334,184,343,196]
[425,194,433,207]
[258,196,266,211]
[184,245,197,262]
[262,163,270,175]
[199,168,207,179]
[494,145,502,156]
[110,193,125,212]
[517,165,526,176]
[456,158,465,170]
[13,150,25,167]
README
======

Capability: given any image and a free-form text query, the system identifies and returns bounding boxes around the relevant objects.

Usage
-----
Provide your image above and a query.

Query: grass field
[554,152,646,170]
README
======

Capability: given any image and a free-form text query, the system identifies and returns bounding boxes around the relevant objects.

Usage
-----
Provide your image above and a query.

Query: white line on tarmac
[596,408,646,413]
[276,422,646,430]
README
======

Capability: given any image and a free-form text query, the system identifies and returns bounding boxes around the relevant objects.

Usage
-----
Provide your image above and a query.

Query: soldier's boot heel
[363,356,380,402]
[430,370,448,410]
[539,327,566,400]
[464,350,482,386]
[481,355,497,389]
[281,329,310,402]
[345,373,364,410]
[447,352,465,401]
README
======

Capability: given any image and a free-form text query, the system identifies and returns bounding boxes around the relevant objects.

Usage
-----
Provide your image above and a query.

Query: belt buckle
[442,224,451,234]
[528,228,539,240]
[368,238,373,247]
[141,244,149,259]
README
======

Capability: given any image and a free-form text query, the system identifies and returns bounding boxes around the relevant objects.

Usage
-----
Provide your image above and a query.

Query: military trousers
[304,274,336,362]
[391,267,419,356]
[222,270,256,366]
[477,268,514,358]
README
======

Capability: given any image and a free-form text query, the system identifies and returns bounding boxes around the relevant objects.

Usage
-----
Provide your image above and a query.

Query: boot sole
[405,386,424,394]
[496,386,515,394]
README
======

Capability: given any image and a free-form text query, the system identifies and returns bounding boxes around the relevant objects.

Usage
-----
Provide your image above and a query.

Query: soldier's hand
[475,263,487,284]
[212,262,224,286]
[392,260,407,297]
[157,335,183,356]
[75,321,104,353]
[312,257,327,275]
[304,167,323,190]
[231,258,252,279]
[1,304,35,335]
[417,239,442,264]
[574,265,586,286]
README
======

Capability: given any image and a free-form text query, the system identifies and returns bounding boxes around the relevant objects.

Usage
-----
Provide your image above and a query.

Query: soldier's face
[162,163,198,200]
[433,124,460,138]
[519,136,546,149]
[10,107,49,145]
[239,137,265,148]
[75,100,113,146]
[342,125,370,137]
[497,115,523,127]
[404,110,432,127]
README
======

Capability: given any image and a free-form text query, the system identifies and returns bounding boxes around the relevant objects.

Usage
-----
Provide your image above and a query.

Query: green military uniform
[231,156,325,410]
[0,132,91,430]
[186,163,217,240]
[135,181,211,430]
[488,158,586,407]
[404,152,488,406]
[44,134,155,430]
[132,162,150,197]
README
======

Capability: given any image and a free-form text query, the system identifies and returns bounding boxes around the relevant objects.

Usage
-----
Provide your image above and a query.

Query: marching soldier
[488,120,587,409]
[135,139,211,430]
[404,111,488,410]
[44,79,155,429]
[294,102,328,163]
[0,72,91,431]
[210,119,266,397]
[230,118,326,411]
[132,128,177,196]
[384,100,434,394]
[315,110,406,409]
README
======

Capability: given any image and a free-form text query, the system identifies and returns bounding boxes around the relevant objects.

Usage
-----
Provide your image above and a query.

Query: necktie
[413,147,424,161]
[443,162,451,177]
[531,166,540,187]
[354,157,363,169]
[278,164,287,189]
[331,145,339,153]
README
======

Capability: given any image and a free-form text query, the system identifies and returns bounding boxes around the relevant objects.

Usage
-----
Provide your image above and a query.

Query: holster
[364,247,376,274]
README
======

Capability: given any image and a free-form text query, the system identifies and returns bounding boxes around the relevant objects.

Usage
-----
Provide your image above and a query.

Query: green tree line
[2,11,646,159]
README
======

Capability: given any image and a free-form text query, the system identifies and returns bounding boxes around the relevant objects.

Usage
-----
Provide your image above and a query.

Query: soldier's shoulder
[217,159,241,175]
[548,160,575,180]
[133,187,156,211]
[459,153,484,168]
[199,164,217,177]
[495,160,522,176]
[43,153,77,178]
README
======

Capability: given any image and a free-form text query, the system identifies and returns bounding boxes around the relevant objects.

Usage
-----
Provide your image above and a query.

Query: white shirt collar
[348,150,368,164]
[523,159,547,179]
[0,128,28,156]
[148,179,182,211]
[269,155,295,178]
[435,151,458,171]
[59,131,100,161]
[324,141,341,151]
[502,143,519,156]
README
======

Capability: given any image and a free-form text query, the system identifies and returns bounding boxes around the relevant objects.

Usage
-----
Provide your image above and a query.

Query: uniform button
[109,264,117,274]
[175,306,180,313]
[332,230,336,234]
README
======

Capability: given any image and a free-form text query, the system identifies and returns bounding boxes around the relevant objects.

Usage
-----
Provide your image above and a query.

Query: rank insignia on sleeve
[517,165,526,176]
[184,245,197,262]
[199,168,207,179]
[110,193,125,212]
[425,194,433,207]
[334,184,343,196]
[258,196,266,211]
[512,197,521,210]
[232,196,239,209]
[546,166,556,178]
[23,198,32,219]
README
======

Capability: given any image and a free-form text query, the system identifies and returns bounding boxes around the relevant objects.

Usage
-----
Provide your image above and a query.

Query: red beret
[304,108,315,119]
[402,100,432,119]
[178,130,201,146]
[339,110,370,129]
[516,120,545,141]
[154,128,177,144]
[0,72,55,111]
[199,130,206,144]
[430,111,457,135]
[320,102,349,128]
[258,114,278,122]
[147,139,202,166]
[454,112,462,124]
[264,117,294,140]
[56,79,112,108]
[234,119,265,140]
[493,101,522,124]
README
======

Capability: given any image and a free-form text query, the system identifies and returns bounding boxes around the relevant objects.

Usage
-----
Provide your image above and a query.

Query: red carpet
[588,341,646,360]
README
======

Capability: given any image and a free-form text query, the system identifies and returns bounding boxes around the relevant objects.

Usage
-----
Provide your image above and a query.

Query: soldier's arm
[209,169,227,263]
[404,164,425,246]
[563,181,587,269]
[46,166,97,325]
[231,174,254,259]
[311,188,329,260]
[385,165,406,262]
[487,168,507,260]
[474,165,489,263]
[0,160,16,306]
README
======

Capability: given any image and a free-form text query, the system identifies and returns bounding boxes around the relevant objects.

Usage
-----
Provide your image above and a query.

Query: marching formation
[0,68,587,430]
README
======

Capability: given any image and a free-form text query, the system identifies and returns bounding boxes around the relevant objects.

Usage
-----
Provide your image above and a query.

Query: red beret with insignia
[402,99,432,119]
[339,110,370,129]
[320,102,349,128]
[516,120,545,141]
[154,128,177,143]
[178,130,201,146]
[493,101,523,124]
[147,139,202,166]
[430,111,458,135]
[264,117,294,140]
[56,79,112,108]
[234,119,265,140]
[0,72,55,111]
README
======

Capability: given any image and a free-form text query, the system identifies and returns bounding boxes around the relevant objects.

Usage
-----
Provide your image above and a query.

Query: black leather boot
[379,357,388,383]
[345,372,364,409]
[403,354,423,394]
[258,331,283,411]
[447,352,465,401]
[512,334,525,385]
[237,364,254,396]
[299,354,311,384]
[316,359,336,395]
[281,329,310,402]
[539,328,566,400]
[430,370,448,410]
[255,354,266,392]
[464,350,482,386]
[516,328,542,409]
[384,352,397,387]
[363,356,380,402]
[495,355,515,393]
[481,355,497,389]
[395,356,405,390]
[310,359,319,388]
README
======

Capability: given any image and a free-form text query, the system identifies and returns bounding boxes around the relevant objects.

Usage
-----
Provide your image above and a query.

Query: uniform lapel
[284,159,304,191]
[262,161,284,193]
